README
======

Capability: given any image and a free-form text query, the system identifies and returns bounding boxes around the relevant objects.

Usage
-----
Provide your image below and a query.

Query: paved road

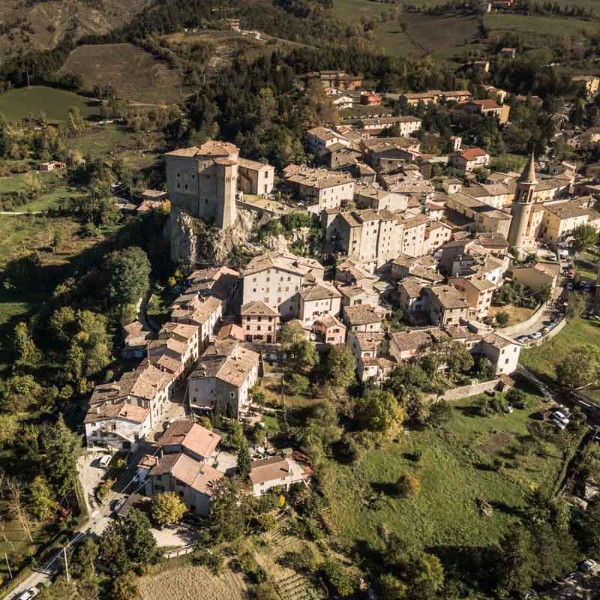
[0,211,42,216]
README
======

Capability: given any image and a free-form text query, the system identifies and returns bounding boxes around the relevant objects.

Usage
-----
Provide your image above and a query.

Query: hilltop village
[83,71,600,522]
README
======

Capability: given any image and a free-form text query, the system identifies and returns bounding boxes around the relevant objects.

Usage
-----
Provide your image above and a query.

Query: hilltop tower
[165,141,238,229]
[507,152,537,253]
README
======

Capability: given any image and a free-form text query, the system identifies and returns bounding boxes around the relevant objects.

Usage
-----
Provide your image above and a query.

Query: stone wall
[425,378,506,402]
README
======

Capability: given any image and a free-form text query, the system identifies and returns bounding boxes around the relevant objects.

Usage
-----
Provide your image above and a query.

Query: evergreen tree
[237,438,252,480]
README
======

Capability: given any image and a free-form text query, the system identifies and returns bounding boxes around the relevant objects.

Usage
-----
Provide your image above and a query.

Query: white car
[97,454,112,469]
[552,411,570,425]
[579,559,597,572]
[17,588,39,600]
[530,331,543,340]
[550,417,566,430]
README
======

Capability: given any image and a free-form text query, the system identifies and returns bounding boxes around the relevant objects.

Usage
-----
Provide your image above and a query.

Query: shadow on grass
[488,500,526,519]
[370,481,399,496]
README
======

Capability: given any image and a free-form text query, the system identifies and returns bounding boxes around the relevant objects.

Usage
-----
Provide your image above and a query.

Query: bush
[321,559,356,598]
[394,473,421,498]
[506,388,527,408]
[495,311,509,327]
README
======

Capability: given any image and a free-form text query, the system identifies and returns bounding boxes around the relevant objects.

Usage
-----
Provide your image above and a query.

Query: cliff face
[168,207,262,268]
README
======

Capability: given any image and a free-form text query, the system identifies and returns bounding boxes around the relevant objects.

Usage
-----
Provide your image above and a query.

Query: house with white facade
[188,339,260,418]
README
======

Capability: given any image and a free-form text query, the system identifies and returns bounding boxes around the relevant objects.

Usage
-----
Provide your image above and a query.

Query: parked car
[550,417,566,430]
[97,454,112,469]
[516,335,530,343]
[579,559,597,572]
[111,497,127,515]
[552,410,570,425]
[530,332,542,340]
[17,588,39,600]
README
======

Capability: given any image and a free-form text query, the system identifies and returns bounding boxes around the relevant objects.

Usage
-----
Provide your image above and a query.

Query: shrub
[506,388,527,408]
[394,473,421,498]
[495,311,509,327]
[321,559,356,598]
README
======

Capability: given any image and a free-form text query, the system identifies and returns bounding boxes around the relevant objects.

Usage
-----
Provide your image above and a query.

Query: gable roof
[157,420,221,459]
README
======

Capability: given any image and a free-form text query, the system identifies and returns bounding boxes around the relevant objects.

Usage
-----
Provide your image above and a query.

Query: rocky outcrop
[168,207,268,267]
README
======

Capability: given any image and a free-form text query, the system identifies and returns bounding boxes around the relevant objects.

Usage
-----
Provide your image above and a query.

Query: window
[229,391,236,398]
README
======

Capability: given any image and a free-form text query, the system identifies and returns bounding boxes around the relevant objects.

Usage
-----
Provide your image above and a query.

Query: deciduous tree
[151,492,187,526]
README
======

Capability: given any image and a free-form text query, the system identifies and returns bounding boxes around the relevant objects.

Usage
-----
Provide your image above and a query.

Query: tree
[208,479,245,543]
[40,415,81,497]
[495,311,509,327]
[112,573,141,600]
[99,509,160,575]
[29,475,57,522]
[71,538,99,580]
[356,389,404,435]
[13,322,40,368]
[565,291,586,319]
[435,342,474,378]
[569,224,597,253]
[237,438,251,480]
[106,246,151,311]
[323,345,356,388]
[427,401,452,428]
[495,529,535,598]
[476,357,496,380]
[288,340,318,374]
[394,473,421,498]
[67,106,86,136]
[151,492,187,526]
[300,400,342,465]
[556,344,600,390]
[55,309,112,381]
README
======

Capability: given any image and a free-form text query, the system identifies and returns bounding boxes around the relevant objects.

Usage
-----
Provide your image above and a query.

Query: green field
[521,317,600,383]
[320,391,560,551]
[0,86,99,122]
[484,13,596,43]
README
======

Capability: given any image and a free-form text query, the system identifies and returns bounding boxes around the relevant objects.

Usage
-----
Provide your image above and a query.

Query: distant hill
[0,0,153,60]
[58,43,182,104]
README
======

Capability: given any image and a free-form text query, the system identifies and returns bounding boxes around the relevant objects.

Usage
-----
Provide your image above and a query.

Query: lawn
[321,429,527,550]
[0,86,99,122]
[489,304,535,327]
[521,317,600,383]
[483,13,595,44]
[574,258,597,281]
[69,125,132,158]
[320,390,562,552]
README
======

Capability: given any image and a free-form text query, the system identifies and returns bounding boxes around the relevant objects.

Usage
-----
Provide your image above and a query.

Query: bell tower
[507,153,537,253]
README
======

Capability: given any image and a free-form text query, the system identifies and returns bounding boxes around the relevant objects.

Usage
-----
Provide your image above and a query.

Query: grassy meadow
[0,86,99,121]
[320,390,560,552]
[521,317,600,383]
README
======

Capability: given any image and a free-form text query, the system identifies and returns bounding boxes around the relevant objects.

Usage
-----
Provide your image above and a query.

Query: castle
[165,141,239,229]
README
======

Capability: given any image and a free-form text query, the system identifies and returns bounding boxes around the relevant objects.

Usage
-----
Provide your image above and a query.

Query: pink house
[241,300,280,343]
[313,314,346,345]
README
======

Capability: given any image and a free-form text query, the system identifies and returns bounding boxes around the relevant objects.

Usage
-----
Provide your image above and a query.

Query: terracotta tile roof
[428,285,470,309]
[172,454,224,496]
[299,283,341,301]
[244,251,324,278]
[241,300,279,317]
[460,147,488,161]
[157,420,221,459]
[249,455,308,485]
[343,304,385,325]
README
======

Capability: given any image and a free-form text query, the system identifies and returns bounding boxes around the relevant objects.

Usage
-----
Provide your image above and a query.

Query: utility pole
[4,553,12,579]
[63,546,70,583]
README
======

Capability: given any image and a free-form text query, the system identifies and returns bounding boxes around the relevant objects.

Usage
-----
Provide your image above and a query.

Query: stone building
[165,141,239,229]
